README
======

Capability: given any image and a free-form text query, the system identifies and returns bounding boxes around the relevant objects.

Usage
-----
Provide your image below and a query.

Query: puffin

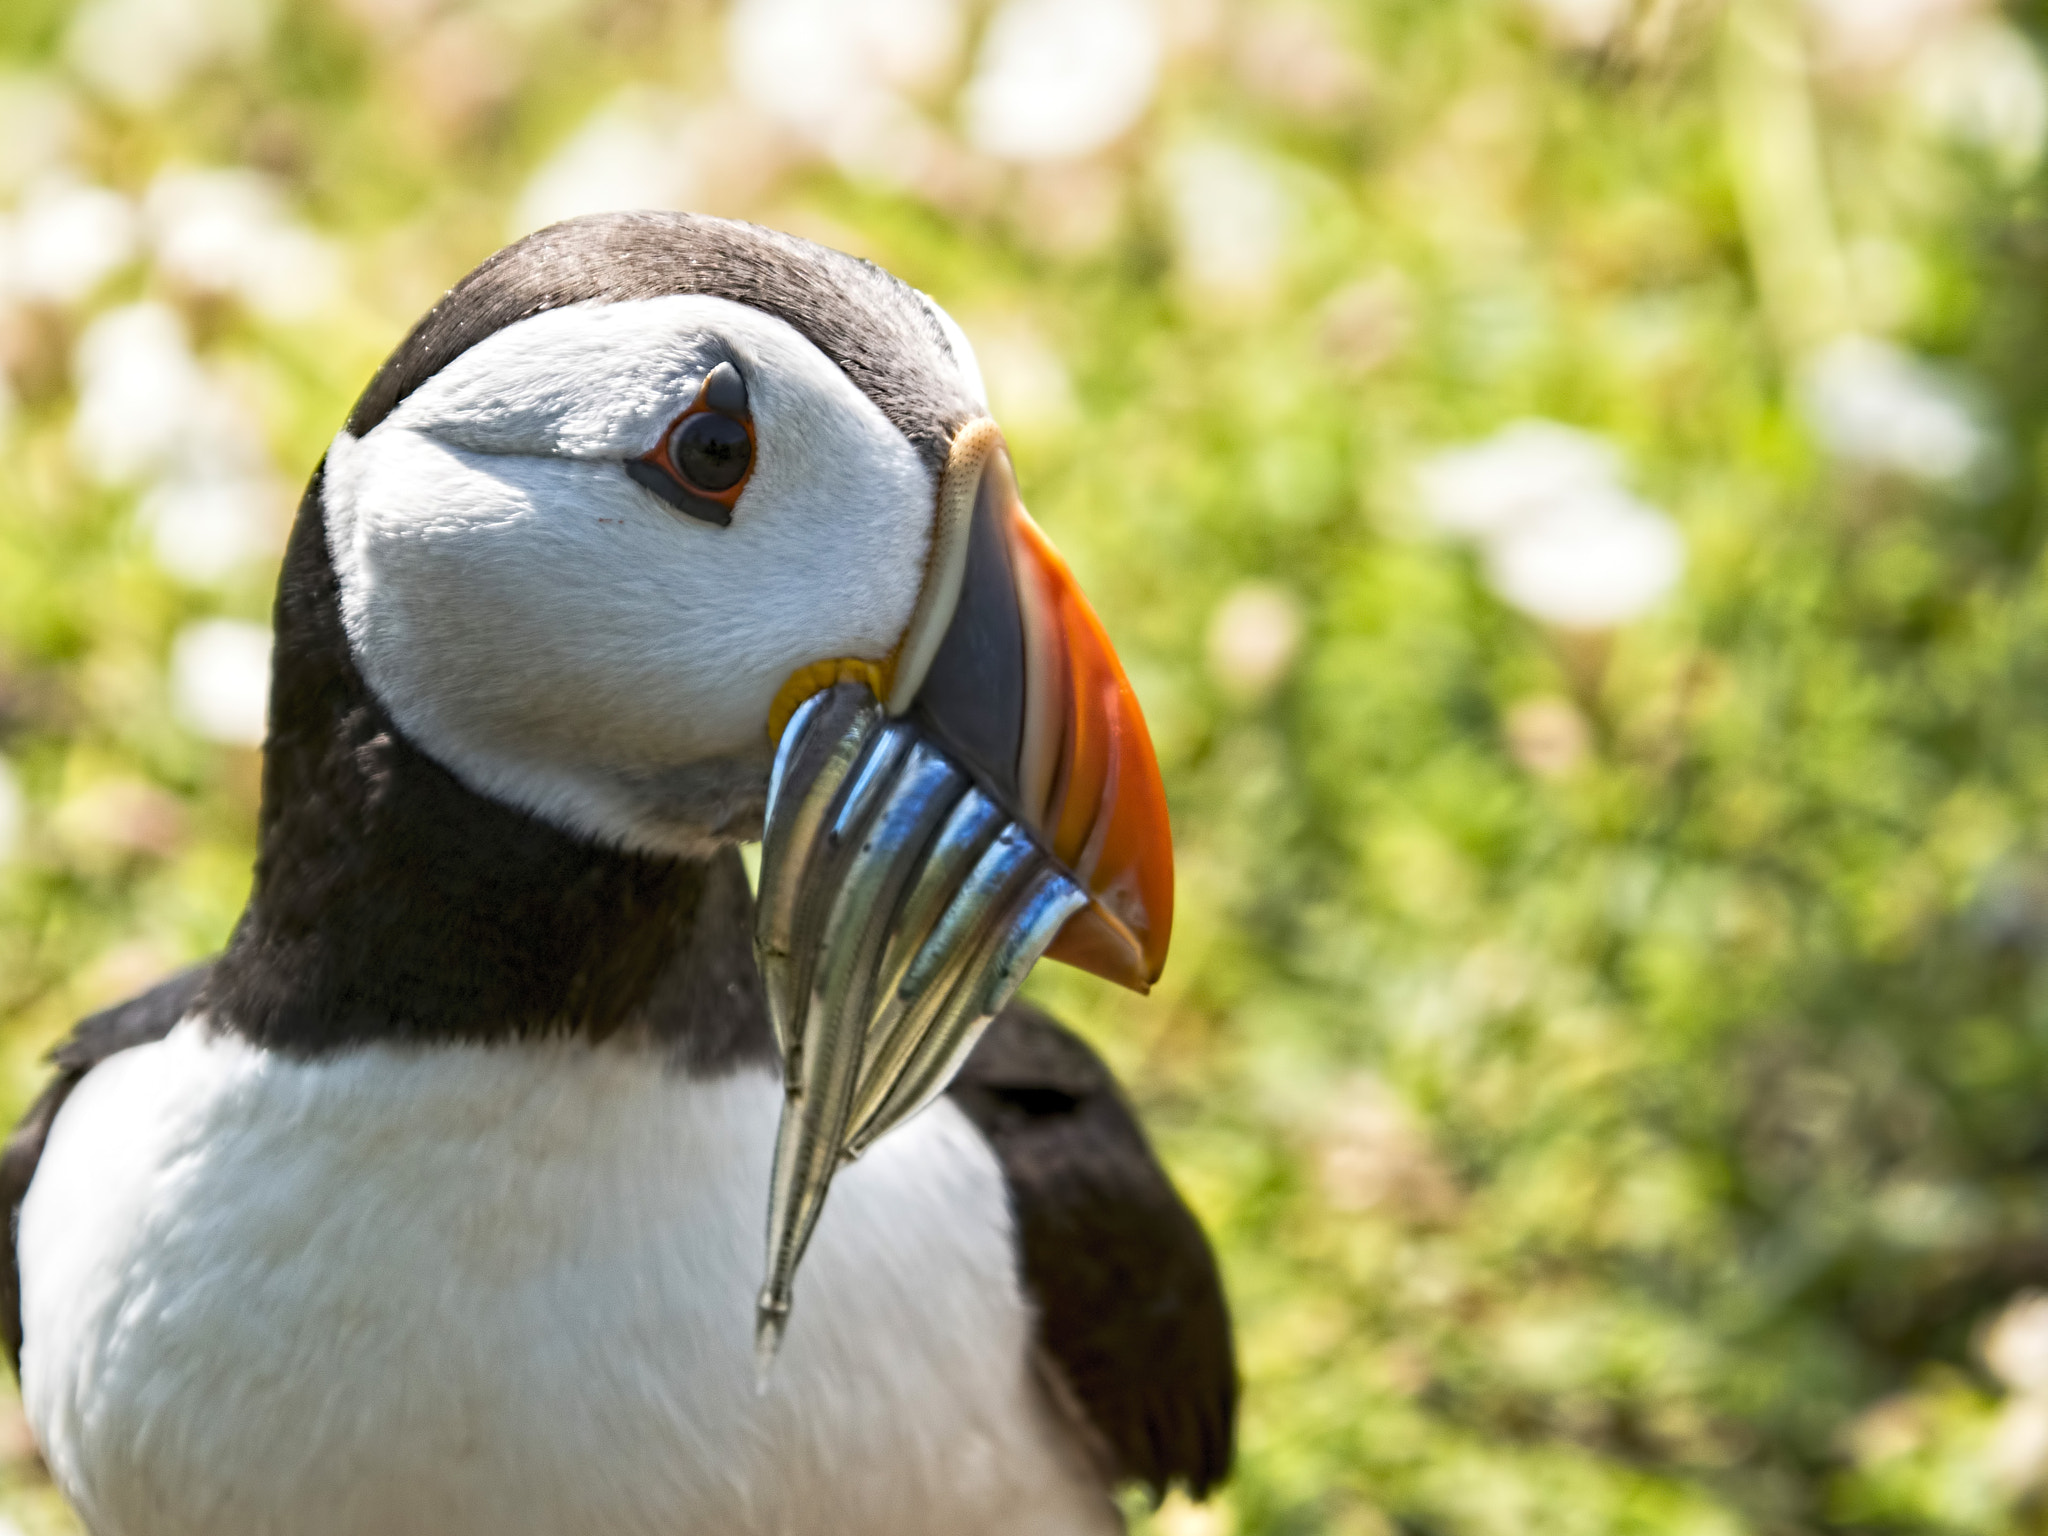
[0,211,1234,1536]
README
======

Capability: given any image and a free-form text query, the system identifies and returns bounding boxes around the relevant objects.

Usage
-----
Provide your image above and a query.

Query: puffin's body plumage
[0,213,1233,1534]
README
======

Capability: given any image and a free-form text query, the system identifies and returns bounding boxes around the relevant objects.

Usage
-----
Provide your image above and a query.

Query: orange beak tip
[1045,899,1165,994]
[1002,504,1174,998]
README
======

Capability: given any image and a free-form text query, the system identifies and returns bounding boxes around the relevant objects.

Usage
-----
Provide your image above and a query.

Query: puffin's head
[318,211,1169,991]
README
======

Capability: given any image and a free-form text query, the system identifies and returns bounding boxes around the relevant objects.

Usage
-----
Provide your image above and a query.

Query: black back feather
[949,1001,1238,1502]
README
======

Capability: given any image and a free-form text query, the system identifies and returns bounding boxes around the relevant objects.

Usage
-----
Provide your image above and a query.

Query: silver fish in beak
[751,419,1175,1370]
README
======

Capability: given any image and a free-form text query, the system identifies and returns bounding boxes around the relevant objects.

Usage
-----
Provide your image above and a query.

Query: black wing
[947,1001,1237,1504]
[0,963,213,1371]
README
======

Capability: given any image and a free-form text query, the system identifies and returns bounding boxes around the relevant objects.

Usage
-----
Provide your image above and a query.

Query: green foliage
[10,0,2048,1531]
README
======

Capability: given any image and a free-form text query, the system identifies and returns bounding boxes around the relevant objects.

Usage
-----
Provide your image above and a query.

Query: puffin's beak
[766,418,1173,991]
[750,418,1174,1369]
[888,419,1173,989]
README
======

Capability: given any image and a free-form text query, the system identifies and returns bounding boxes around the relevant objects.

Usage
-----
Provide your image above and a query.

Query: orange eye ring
[627,361,756,528]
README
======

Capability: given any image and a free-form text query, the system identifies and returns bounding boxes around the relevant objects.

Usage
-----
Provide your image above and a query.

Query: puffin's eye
[627,360,756,528]
[670,412,752,493]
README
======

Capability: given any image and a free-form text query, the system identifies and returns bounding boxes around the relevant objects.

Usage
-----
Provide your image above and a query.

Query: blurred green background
[8,0,2048,1530]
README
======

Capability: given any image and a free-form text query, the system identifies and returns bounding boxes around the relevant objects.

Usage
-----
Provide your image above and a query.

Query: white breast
[18,1023,1120,1536]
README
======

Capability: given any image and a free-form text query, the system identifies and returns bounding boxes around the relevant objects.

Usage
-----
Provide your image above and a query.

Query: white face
[322,293,984,857]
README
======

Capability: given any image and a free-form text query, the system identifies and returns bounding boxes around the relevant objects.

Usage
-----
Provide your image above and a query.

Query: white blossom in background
[1520,0,1631,50]
[1485,487,1685,630]
[70,302,283,588]
[1803,0,1975,71]
[73,304,211,482]
[1908,19,2048,179]
[1990,1398,2048,1494]
[513,90,700,237]
[0,74,80,194]
[1163,141,1293,301]
[962,0,1161,162]
[964,316,1076,432]
[727,0,961,166]
[71,303,282,582]
[139,473,283,584]
[64,0,270,110]
[1416,420,1685,631]
[0,755,24,867]
[1207,582,1303,700]
[1799,334,1990,487]
[1415,420,1620,539]
[170,619,271,747]
[1986,1293,2048,1492]
[71,304,251,484]
[0,177,138,305]
[1986,1293,2048,1397]
[146,167,342,321]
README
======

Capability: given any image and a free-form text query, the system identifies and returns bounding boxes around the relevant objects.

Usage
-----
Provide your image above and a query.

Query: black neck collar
[202,467,774,1068]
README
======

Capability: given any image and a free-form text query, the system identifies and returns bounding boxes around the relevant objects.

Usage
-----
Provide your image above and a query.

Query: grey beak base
[904,449,1029,815]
